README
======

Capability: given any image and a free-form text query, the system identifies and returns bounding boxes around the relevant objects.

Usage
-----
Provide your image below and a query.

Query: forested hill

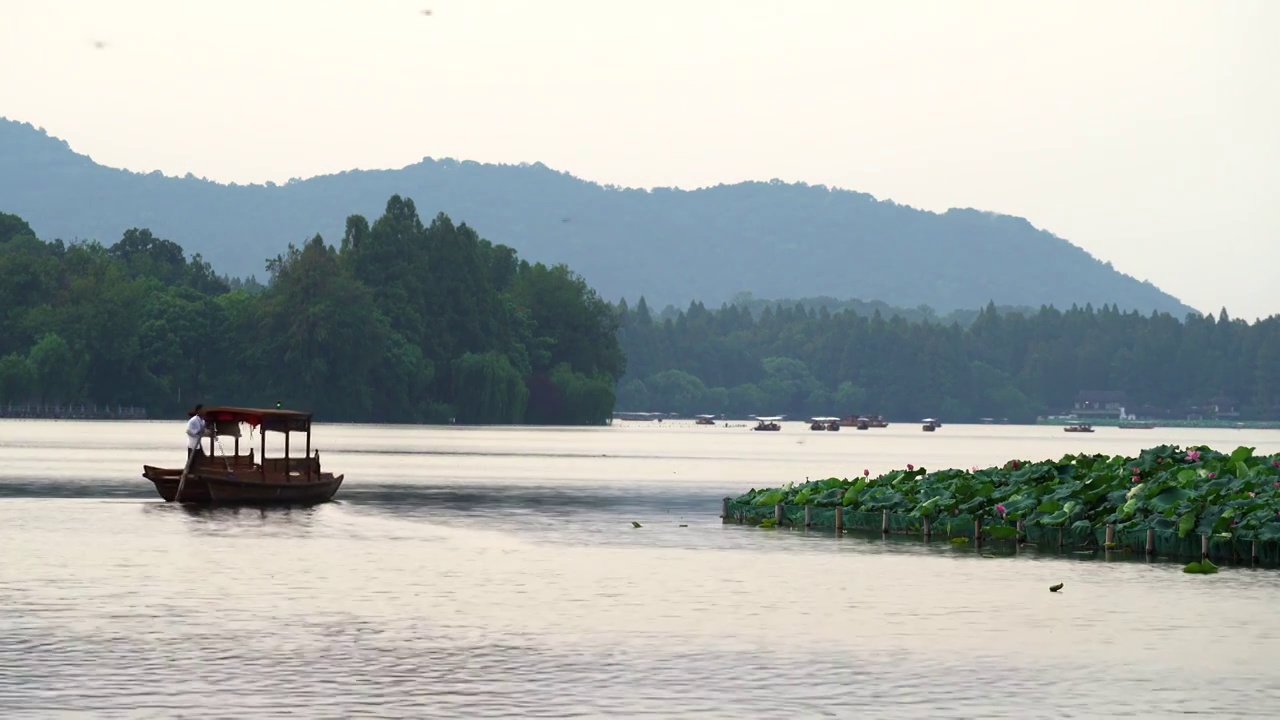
[615,299,1280,423]
[1,118,1196,316]
[0,201,624,425]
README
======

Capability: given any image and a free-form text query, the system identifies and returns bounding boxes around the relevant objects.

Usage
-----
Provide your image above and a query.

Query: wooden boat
[839,414,888,429]
[695,414,717,426]
[752,416,783,431]
[143,406,344,506]
[1063,422,1095,433]
[922,418,941,432]
[809,416,841,431]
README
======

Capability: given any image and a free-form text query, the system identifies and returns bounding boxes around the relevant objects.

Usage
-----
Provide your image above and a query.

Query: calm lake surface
[2,419,1280,719]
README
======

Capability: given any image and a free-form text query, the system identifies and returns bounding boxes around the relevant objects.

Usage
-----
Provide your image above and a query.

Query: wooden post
[1105,524,1115,546]
[260,427,267,483]
[974,517,982,547]
[923,516,931,540]
[1201,534,1208,561]
[1058,526,1064,550]
[1016,519,1025,540]
[804,506,812,528]
[721,497,730,523]
[1146,528,1155,556]
[834,507,843,534]
[1251,541,1258,565]
[881,509,889,534]
[775,503,784,525]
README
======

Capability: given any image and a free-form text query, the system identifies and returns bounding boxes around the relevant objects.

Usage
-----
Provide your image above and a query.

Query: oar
[174,446,197,503]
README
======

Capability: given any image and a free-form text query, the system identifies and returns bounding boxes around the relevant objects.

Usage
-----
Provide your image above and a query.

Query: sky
[2,0,1277,320]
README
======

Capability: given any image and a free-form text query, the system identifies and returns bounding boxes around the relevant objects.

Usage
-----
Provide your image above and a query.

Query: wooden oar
[174,447,197,503]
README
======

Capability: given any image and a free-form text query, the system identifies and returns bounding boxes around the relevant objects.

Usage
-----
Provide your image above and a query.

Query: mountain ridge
[0,117,1199,317]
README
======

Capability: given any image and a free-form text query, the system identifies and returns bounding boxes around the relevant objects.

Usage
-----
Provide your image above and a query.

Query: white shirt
[186,415,205,449]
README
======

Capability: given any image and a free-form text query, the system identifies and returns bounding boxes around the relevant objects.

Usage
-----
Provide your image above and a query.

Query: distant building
[1073,391,1128,419]
[1203,396,1240,419]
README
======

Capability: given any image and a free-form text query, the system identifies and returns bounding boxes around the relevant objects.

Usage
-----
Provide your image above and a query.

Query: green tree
[27,333,80,403]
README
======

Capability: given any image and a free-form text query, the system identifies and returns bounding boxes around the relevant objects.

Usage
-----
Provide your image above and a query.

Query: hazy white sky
[2,0,1277,319]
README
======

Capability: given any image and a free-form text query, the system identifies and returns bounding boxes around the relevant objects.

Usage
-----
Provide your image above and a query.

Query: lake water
[2,419,1280,719]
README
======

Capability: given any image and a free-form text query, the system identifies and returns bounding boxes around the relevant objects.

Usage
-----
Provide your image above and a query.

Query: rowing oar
[174,446,198,503]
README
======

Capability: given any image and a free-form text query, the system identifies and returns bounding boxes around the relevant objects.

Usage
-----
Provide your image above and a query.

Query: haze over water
[3,419,1280,718]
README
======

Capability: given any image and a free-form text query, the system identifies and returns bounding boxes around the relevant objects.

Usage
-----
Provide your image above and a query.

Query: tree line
[0,197,624,424]
[614,297,1280,423]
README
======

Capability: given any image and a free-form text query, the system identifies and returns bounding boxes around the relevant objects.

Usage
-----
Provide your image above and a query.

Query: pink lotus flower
[1250,492,1256,498]
[907,464,914,471]
[996,503,1007,517]
[1157,458,1164,464]
[1132,467,1140,474]
[1186,449,1201,462]
[1011,460,1020,470]
[1209,472,1216,479]
[971,466,979,472]
[1132,476,1140,483]
[1273,460,1279,468]
[863,469,870,477]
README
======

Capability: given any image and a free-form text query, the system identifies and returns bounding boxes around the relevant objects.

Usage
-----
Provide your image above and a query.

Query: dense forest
[614,298,1280,423]
[2,118,1195,316]
[0,199,623,424]
[670,291,1038,329]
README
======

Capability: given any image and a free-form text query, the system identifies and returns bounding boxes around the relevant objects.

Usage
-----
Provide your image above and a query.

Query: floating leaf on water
[1183,560,1219,574]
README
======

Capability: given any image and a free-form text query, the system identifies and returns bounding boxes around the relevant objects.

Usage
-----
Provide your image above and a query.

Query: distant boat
[752,415,783,431]
[921,418,941,432]
[809,416,841,431]
[1063,422,1095,433]
[839,414,887,430]
[694,414,717,426]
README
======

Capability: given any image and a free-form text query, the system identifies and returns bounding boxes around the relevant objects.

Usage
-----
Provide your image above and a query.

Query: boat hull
[143,465,344,506]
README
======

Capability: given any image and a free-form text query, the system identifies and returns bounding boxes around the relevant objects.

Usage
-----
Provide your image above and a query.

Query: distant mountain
[0,118,1198,316]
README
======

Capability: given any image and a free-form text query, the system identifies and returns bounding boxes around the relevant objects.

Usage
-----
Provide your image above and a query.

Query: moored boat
[922,418,941,432]
[1063,421,1095,433]
[142,406,344,506]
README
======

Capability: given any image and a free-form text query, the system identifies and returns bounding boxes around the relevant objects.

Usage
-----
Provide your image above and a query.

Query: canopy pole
[305,425,312,482]
[284,431,290,481]
[260,426,267,482]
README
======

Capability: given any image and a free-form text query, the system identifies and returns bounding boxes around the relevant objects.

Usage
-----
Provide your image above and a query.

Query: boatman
[186,404,209,463]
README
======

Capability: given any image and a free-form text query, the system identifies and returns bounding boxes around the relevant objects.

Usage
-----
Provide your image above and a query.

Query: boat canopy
[198,406,312,434]
[753,415,784,422]
[810,416,840,422]
[695,414,717,419]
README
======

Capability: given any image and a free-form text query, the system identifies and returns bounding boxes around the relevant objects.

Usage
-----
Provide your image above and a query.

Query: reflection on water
[2,420,1280,718]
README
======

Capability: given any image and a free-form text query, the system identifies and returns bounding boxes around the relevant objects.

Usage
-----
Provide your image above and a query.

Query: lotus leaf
[731,444,1280,543]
